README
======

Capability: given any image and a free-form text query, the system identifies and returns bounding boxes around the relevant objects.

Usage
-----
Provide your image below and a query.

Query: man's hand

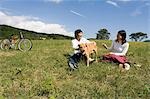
[102,43,108,49]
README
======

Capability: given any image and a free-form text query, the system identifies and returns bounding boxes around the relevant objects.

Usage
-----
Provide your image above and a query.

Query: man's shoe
[68,62,75,70]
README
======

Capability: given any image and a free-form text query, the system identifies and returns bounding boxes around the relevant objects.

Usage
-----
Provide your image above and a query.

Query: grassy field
[0,40,149,99]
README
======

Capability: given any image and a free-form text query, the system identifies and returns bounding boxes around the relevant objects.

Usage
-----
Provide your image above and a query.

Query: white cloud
[117,0,132,2]
[0,11,73,36]
[131,2,149,17]
[70,10,86,18]
[145,2,150,6]
[44,0,63,4]
[131,9,142,16]
[106,0,119,7]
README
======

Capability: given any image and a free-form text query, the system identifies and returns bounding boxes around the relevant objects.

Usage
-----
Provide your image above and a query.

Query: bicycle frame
[11,32,24,47]
[19,32,24,39]
[1,32,32,51]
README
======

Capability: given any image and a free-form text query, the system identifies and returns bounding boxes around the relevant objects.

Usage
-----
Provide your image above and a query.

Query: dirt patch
[0,51,16,57]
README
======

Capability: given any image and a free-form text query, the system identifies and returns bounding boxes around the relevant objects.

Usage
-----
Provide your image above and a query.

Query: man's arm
[72,40,79,49]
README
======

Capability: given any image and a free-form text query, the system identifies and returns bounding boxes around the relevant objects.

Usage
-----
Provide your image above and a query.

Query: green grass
[0,40,149,99]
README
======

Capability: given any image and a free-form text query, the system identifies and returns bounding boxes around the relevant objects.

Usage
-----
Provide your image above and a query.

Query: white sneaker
[68,61,76,69]
[119,64,123,69]
[124,63,130,70]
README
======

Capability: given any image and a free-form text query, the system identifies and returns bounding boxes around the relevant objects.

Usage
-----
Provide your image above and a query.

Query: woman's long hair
[115,30,127,45]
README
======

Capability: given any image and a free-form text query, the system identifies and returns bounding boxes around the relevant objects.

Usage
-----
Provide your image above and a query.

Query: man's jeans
[68,53,82,69]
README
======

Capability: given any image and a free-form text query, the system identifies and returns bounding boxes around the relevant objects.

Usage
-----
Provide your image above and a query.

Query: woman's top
[108,40,129,56]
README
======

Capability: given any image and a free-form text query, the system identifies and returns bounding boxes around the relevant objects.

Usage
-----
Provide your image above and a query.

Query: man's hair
[75,29,83,38]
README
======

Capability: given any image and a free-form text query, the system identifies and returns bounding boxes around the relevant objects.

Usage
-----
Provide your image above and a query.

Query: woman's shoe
[124,63,130,70]
[119,64,123,69]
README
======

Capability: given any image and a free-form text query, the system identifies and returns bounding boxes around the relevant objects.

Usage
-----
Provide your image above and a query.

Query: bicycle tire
[0,39,11,50]
[18,39,32,51]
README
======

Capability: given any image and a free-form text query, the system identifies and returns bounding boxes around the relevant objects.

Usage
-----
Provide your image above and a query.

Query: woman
[102,30,130,70]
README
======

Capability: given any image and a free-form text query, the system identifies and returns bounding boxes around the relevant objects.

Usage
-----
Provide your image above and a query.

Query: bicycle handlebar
[19,32,24,39]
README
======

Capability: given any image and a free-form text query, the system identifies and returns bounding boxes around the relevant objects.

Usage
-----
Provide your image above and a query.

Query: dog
[79,41,97,67]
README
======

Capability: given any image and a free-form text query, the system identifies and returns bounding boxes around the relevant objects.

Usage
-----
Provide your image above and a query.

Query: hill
[0,25,74,40]
[144,40,150,42]
[0,40,149,98]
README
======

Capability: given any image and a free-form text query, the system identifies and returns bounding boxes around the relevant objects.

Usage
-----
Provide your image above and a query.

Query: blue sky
[0,0,149,40]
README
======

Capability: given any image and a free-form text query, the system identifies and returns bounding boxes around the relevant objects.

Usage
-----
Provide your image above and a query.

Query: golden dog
[79,41,97,67]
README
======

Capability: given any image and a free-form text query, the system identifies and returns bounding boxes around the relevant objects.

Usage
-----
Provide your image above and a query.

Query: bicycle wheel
[0,39,11,50]
[18,39,32,51]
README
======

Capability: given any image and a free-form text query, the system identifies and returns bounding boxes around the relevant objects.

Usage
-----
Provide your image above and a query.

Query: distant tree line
[0,25,73,40]
[129,32,148,41]
[0,25,149,41]
[96,28,148,42]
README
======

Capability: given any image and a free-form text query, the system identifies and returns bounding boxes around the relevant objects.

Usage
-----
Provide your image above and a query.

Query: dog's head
[78,43,87,54]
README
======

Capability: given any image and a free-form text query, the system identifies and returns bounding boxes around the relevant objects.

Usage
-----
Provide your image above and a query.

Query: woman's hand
[102,43,108,49]
[109,52,113,54]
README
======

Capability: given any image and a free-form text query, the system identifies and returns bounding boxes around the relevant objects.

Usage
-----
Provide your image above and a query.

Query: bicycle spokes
[18,39,32,51]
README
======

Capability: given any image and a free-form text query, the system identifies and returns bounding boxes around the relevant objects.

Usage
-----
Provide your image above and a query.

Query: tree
[129,32,148,41]
[96,28,110,40]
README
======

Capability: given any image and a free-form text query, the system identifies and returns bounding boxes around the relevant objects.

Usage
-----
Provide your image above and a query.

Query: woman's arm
[107,41,114,51]
[102,43,108,49]
[102,41,114,51]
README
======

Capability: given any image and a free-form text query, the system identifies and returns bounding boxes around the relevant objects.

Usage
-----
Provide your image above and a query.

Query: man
[68,29,93,69]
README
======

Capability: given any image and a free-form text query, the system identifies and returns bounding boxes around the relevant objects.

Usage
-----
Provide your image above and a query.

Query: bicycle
[0,32,32,51]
